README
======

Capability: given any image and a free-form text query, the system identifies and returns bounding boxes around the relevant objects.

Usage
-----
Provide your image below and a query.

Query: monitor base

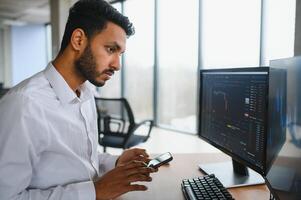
[199,161,265,188]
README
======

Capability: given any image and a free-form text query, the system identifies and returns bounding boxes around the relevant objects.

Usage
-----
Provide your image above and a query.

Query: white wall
[11,25,47,85]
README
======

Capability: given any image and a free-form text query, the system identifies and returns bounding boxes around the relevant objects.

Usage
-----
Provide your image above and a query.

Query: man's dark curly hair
[59,0,135,53]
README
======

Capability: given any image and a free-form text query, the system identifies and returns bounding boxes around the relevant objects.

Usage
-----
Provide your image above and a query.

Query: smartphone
[147,152,173,168]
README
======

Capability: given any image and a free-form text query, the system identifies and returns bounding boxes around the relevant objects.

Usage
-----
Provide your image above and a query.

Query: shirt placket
[80,101,99,176]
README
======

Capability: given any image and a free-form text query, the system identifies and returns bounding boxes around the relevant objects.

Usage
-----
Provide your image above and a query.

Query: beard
[75,44,105,87]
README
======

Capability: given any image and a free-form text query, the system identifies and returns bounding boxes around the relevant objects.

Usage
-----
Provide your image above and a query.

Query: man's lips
[103,69,115,77]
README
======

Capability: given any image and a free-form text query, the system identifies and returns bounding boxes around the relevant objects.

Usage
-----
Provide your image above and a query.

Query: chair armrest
[130,120,154,139]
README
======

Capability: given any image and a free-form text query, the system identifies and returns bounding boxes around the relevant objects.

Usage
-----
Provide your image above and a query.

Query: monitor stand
[199,159,265,188]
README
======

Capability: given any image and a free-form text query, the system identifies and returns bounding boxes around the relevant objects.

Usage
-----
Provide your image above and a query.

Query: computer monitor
[264,57,301,200]
[198,67,286,188]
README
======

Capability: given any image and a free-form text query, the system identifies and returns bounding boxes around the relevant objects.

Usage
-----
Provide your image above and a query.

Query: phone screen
[147,152,173,168]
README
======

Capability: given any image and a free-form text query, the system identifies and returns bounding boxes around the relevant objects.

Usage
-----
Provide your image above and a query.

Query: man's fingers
[138,167,153,174]
[134,155,150,164]
[124,167,153,177]
[123,160,147,170]
[121,159,156,174]
[127,174,152,183]
[132,148,149,158]
[154,167,159,172]
[126,184,148,192]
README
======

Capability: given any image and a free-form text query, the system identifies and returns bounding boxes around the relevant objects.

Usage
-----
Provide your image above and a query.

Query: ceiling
[0,0,120,26]
[0,0,50,25]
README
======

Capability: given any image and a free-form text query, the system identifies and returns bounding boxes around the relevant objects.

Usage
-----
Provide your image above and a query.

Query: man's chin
[89,79,105,87]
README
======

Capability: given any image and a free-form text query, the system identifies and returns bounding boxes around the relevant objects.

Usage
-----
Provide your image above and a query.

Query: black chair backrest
[95,97,136,136]
[0,88,9,99]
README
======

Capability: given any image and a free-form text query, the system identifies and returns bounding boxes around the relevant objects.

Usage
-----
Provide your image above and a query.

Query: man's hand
[116,148,150,167]
[94,160,156,200]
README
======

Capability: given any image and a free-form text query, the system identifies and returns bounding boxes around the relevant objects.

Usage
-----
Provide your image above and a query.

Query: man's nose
[110,54,121,71]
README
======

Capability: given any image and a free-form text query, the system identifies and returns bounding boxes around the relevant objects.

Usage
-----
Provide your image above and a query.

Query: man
[0,0,156,199]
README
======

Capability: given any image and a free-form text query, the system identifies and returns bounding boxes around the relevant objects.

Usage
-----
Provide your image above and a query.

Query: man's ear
[70,28,87,53]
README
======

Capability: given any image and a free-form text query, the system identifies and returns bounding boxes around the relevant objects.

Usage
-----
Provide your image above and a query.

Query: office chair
[0,88,9,99]
[95,97,154,152]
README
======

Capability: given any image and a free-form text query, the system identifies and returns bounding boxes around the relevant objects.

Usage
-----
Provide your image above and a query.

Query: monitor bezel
[198,67,270,176]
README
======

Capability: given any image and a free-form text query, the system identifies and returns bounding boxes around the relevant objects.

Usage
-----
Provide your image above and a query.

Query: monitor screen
[265,57,301,200]
[198,67,286,187]
[199,67,269,173]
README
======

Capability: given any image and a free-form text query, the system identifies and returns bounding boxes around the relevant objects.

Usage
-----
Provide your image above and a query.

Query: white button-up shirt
[0,63,117,200]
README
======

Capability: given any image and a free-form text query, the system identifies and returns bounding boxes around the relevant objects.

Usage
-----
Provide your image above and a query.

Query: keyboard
[181,174,235,200]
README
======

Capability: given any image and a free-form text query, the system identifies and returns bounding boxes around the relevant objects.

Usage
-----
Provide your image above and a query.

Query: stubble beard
[75,44,105,87]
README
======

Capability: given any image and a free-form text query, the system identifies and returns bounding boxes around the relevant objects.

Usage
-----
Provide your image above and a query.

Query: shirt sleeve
[0,94,96,200]
[97,152,119,175]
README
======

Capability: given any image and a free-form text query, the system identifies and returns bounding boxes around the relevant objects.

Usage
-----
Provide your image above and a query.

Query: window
[46,24,52,62]
[11,25,47,85]
[157,0,199,133]
[124,0,154,120]
[262,0,296,65]
[98,0,297,134]
[202,0,261,68]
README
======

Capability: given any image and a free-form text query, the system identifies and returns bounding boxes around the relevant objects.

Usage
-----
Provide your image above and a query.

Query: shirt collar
[44,62,93,104]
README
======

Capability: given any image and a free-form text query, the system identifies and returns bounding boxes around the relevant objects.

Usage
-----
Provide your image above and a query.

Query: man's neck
[52,51,85,92]
[75,89,81,98]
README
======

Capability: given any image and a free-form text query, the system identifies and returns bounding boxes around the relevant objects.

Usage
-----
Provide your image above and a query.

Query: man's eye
[107,47,116,54]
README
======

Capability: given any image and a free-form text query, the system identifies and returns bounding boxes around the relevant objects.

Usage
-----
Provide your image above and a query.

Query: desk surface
[117,153,270,200]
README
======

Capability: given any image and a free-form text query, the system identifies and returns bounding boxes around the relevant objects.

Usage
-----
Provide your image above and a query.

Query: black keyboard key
[183,185,197,200]
[181,174,235,200]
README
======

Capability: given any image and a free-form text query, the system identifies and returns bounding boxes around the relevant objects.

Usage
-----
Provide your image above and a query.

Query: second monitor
[198,67,286,188]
